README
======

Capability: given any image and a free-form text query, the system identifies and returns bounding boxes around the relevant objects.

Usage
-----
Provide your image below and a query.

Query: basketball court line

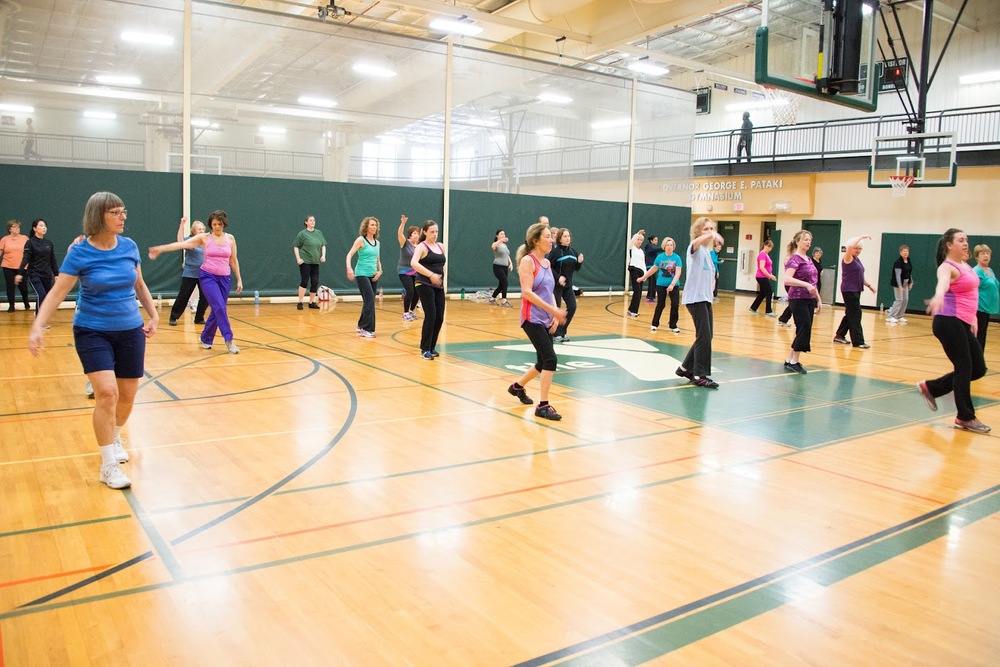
[512,484,1000,667]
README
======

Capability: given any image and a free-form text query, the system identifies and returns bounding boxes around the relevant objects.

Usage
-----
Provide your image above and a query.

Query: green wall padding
[878,232,1000,314]
[0,164,692,300]
[190,174,443,297]
[632,202,703,287]
[0,164,181,297]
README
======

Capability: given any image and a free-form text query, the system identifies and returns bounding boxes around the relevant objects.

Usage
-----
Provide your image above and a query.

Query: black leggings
[926,315,987,421]
[170,276,210,322]
[835,291,864,345]
[977,310,990,352]
[652,285,679,328]
[298,263,320,293]
[3,267,30,309]
[522,320,557,372]
[750,277,772,313]
[789,298,816,352]
[682,301,714,378]
[553,282,576,337]
[492,264,509,300]
[628,266,644,314]
[416,284,445,353]
[399,273,418,312]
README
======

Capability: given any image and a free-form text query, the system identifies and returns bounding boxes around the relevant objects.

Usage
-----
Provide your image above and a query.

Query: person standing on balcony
[23,118,41,160]
[736,111,753,163]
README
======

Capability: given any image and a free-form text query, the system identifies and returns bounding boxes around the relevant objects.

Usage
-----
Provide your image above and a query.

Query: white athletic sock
[99,444,117,467]
[113,425,124,441]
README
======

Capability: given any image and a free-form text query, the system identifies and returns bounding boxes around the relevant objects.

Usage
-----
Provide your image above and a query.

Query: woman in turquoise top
[346,216,382,338]
[973,243,999,351]
[638,237,683,333]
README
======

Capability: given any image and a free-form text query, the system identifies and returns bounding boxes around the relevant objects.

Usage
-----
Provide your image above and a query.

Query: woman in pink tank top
[917,228,989,433]
[149,210,243,354]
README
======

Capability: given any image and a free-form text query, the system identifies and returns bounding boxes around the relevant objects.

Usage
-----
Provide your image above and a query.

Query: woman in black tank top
[410,221,447,360]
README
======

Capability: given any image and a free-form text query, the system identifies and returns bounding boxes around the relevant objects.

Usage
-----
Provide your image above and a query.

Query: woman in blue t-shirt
[27,192,159,490]
[639,237,683,333]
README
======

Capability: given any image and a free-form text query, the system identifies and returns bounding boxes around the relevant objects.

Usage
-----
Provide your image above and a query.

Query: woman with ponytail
[506,222,567,420]
[918,228,990,433]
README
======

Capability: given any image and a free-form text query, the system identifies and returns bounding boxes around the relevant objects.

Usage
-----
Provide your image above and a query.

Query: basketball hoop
[762,86,799,126]
[888,175,915,198]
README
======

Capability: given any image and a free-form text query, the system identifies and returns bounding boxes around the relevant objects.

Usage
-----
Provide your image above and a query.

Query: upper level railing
[691,104,1000,166]
[2,105,997,184]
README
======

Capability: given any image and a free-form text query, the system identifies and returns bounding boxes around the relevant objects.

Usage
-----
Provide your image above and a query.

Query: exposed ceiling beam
[612,44,758,87]
[374,0,593,43]
[895,0,977,32]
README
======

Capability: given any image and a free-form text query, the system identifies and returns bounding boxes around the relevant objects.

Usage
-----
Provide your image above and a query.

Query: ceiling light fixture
[0,103,35,113]
[430,17,483,36]
[297,95,338,108]
[121,30,174,46]
[959,70,1000,85]
[535,128,556,136]
[352,62,397,79]
[95,74,142,86]
[537,93,573,104]
[83,110,117,120]
[627,59,669,77]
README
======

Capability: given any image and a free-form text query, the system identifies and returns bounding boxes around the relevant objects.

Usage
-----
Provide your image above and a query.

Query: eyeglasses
[106,209,128,217]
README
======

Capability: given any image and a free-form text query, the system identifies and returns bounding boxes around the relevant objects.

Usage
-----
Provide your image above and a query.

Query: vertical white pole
[761,0,769,27]
[442,37,453,294]
[182,0,192,220]
[625,75,638,294]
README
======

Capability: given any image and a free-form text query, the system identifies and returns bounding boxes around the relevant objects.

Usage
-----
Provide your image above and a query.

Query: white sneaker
[112,438,129,463]
[202,342,212,350]
[225,339,240,354]
[886,316,898,323]
[650,326,657,332]
[85,380,94,398]
[899,317,907,323]
[100,463,131,489]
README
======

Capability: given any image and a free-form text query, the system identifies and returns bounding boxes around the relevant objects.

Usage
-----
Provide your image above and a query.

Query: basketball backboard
[869,132,958,188]
[755,0,879,112]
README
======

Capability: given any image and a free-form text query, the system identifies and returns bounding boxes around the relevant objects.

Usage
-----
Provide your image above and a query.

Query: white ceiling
[0,0,981,139]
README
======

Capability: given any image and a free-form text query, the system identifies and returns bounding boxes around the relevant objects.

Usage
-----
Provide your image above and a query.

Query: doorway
[716,220,740,291]
[803,220,841,304]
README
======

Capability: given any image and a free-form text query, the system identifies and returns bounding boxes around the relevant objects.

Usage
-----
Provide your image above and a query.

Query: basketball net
[888,175,915,198]
[762,86,799,126]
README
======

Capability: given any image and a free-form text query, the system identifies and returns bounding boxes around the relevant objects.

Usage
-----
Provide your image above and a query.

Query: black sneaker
[783,361,807,374]
[535,404,562,420]
[297,303,304,310]
[194,319,205,325]
[675,367,693,380]
[309,302,320,309]
[692,377,719,388]
[168,319,177,326]
[508,383,533,405]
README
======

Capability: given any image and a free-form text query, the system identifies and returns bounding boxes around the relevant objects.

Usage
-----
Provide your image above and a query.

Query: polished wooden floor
[2,292,999,666]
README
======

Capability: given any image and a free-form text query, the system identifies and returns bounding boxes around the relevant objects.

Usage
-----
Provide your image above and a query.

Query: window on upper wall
[411,145,442,181]
[362,141,396,180]
[450,146,476,181]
